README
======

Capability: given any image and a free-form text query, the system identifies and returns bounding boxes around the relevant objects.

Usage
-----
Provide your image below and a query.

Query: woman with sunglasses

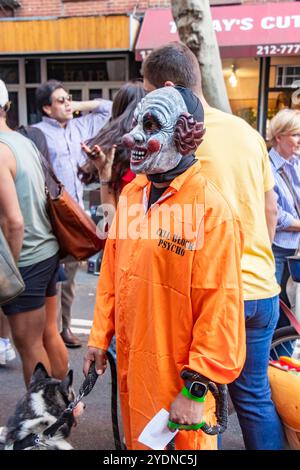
[268,109,300,320]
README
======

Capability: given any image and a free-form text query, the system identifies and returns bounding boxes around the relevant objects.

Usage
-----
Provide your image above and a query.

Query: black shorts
[2,252,60,316]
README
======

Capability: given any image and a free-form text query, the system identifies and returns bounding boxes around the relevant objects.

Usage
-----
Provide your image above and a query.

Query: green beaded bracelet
[168,420,205,431]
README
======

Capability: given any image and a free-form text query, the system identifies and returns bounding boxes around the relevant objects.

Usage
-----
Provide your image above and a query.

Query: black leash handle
[201,383,228,435]
[79,362,99,398]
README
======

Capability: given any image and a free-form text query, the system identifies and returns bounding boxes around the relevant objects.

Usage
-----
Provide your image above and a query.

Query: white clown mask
[122,87,191,175]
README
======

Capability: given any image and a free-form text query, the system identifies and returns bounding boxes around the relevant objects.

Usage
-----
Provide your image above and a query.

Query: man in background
[142,42,284,450]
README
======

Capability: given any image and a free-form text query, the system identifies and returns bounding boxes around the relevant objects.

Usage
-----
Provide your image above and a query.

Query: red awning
[135,3,300,60]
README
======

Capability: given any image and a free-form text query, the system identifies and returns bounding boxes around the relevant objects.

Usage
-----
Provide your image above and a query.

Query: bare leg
[8,308,51,387]
[43,295,68,380]
[0,309,11,338]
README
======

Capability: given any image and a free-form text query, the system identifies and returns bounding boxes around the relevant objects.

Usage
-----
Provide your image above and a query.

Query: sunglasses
[53,94,72,105]
[2,101,11,112]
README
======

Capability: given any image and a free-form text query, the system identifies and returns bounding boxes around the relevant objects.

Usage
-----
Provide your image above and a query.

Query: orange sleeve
[184,215,246,384]
[88,234,116,351]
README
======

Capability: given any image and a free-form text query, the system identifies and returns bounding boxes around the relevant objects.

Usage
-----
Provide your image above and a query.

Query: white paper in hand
[138,408,178,450]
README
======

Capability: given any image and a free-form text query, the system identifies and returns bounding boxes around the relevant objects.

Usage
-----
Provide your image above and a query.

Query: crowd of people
[1,40,300,450]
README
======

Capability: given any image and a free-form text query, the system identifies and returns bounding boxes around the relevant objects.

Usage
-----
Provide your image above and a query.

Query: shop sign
[256,44,300,57]
[135,3,300,60]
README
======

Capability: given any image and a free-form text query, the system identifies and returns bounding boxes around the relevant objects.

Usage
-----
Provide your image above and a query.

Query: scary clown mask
[122,86,205,175]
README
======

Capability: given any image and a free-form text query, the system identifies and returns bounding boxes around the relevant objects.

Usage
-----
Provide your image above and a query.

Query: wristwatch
[184,379,209,399]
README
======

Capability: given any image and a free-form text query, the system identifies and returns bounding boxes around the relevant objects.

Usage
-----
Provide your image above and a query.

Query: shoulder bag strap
[278,167,300,219]
[37,150,62,187]
[278,167,300,255]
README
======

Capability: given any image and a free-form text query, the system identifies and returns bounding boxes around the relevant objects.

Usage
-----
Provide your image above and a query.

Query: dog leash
[43,350,123,450]
[106,349,124,450]
[43,362,100,440]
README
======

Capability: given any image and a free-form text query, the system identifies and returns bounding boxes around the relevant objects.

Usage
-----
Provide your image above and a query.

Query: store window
[0,55,128,126]
[7,91,18,129]
[89,89,102,100]
[276,66,300,88]
[25,59,41,84]
[0,61,19,84]
[268,56,300,121]
[26,88,41,124]
[223,58,260,128]
[47,58,126,83]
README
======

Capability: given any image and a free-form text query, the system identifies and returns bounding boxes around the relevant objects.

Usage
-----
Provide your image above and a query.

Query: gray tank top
[0,131,59,267]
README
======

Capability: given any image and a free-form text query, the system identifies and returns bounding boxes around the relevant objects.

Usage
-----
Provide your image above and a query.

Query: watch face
[190,381,208,398]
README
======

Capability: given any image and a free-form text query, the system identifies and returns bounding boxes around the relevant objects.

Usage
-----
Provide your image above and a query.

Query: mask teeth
[131,149,147,160]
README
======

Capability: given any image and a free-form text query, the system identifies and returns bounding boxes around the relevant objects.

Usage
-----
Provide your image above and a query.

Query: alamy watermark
[96,195,205,251]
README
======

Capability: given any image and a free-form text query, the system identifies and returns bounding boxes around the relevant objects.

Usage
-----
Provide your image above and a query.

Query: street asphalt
[0,264,245,451]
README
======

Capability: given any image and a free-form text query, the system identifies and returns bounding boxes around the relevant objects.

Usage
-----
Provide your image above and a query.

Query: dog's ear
[30,363,50,384]
[60,370,73,392]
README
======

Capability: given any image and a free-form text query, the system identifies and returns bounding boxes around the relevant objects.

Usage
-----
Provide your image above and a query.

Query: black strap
[107,348,124,450]
[12,433,39,450]
[43,409,73,438]
[38,150,62,188]
[78,362,99,397]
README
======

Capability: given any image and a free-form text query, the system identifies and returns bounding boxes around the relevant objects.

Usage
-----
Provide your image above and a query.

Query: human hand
[81,143,116,181]
[83,346,108,376]
[72,100,102,114]
[168,391,204,431]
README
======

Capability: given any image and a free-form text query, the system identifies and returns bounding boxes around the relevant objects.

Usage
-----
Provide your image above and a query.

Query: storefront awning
[0,14,139,54]
[135,3,300,60]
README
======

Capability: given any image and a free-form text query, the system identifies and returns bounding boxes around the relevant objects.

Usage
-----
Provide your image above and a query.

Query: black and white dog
[0,363,84,450]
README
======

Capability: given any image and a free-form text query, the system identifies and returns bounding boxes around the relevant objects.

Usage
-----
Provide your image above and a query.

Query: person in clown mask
[83,86,246,450]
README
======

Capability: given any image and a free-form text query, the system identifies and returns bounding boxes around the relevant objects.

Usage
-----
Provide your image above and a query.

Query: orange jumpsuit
[89,162,246,450]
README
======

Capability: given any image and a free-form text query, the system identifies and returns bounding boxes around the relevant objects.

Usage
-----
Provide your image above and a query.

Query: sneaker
[0,426,7,444]
[0,340,6,365]
[0,338,16,364]
[5,339,16,362]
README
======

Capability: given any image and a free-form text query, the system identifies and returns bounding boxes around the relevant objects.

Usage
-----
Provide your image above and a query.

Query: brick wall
[10,1,170,18]
[3,0,294,19]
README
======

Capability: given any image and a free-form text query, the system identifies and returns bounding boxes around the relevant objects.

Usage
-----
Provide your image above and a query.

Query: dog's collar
[10,433,41,450]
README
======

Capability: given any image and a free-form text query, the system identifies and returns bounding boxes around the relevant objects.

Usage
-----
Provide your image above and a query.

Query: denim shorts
[2,252,60,316]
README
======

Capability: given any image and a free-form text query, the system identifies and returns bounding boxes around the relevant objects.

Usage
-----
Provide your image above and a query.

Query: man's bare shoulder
[0,140,15,167]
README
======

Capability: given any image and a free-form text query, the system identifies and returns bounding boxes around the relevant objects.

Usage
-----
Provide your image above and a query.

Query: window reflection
[47,58,126,82]
[7,92,18,129]
[0,62,19,84]
[25,59,41,84]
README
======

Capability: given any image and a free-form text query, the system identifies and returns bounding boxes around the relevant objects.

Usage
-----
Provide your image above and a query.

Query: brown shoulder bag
[39,152,104,261]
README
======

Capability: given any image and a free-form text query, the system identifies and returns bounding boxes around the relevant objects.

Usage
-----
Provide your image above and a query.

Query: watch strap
[181,385,206,402]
